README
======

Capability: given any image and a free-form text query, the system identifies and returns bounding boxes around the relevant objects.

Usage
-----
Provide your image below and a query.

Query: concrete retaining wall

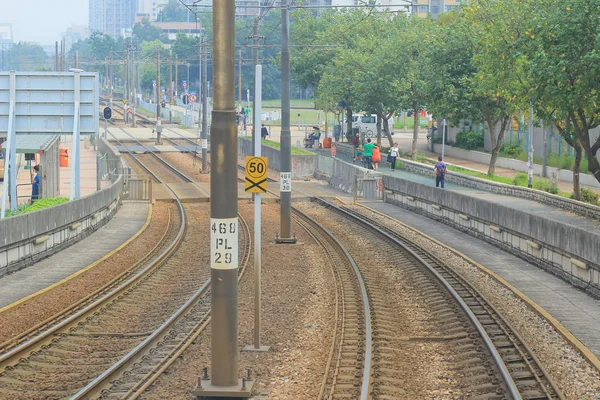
[382,175,600,297]
[399,157,600,220]
[0,139,124,277]
[435,144,600,188]
[239,138,316,178]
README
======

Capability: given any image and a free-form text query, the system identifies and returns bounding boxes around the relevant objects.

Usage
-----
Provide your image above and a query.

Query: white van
[353,114,394,138]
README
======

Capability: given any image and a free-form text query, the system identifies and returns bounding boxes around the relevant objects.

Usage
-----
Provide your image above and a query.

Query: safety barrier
[398,157,600,220]
[318,156,600,297]
[0,139,125,277]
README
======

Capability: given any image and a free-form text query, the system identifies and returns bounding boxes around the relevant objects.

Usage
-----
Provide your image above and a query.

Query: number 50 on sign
[245,156,268,193]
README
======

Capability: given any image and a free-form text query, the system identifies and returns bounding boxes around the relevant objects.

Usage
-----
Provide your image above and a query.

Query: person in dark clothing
[261,124,269,139]
[31,165,40,202]
[434,156,447,188]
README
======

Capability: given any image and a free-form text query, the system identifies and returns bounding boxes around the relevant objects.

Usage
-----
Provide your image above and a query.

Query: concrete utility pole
[194,0,252,397]
[156,50,161,121]
[55,42,59,71]
[175,54,179,99]
[74,51,79,69]
[277,0,295,243]
[201,36,208,173]
[251,16,261,157]
[238,49,242,108]
[528,103,534,188]
[109,51,114,107]
[169,50,173,106]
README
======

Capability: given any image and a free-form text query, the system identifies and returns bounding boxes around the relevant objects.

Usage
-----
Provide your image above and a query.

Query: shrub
[512,172,528,186]
[454,130,484,150]
[572,188,600,205]
[501,144,523,158]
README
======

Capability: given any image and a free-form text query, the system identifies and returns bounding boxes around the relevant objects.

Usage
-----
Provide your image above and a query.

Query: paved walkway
[362,201,600,358]
[0,202,149,309]
[329,150,600,232]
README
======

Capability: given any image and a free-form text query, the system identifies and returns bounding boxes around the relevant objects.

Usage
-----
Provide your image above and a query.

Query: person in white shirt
[389,143,399,170]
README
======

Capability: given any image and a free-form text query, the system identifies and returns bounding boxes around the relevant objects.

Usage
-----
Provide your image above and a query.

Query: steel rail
[76,123,250,398]
[309,196,522,400]
[0,177,186,374]
[292,212,372,400]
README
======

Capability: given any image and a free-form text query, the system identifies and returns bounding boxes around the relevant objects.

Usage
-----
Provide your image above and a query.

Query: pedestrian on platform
[352,133,361,163]
[372,145,381,171]
[389,143,399,170]
[261,124,269,140]
[434,156,447,188]
[363,138,375,169]
[31,165,40,203]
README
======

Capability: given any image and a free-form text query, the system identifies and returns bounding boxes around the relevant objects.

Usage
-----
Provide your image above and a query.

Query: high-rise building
[89,0,137,38]
[138,0,166,22]
[62,25,89,52]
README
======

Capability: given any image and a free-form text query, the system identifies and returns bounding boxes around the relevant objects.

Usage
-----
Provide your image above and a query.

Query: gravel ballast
[140,202,337,399]
[358,204,600,398]
[0,203,171,344]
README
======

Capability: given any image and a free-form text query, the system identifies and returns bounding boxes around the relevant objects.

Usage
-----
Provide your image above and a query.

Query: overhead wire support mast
[194,0,253,397]
[276,0,296,244]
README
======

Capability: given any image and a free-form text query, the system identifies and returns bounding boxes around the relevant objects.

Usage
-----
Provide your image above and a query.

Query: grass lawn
[261,139,314,155]
[261,99,315,108]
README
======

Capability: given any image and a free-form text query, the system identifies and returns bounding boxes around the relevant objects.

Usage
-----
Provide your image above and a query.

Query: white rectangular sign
[0,72,99,136]
[210,218,239,270]
[280,172,292,192]
[202,138,208,149]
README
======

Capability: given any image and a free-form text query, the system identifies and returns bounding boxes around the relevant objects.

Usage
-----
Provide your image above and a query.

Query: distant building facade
[152,22,201,40]
[62,25,88,52]
[138,0,164,22]
[89,0,137,38]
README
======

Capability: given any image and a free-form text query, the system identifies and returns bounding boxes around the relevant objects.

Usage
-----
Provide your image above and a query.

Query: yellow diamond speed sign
[245,156,268,193]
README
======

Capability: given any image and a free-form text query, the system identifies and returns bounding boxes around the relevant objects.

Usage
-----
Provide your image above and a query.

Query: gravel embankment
[140,202,336,399]
[360,205,600,398]
[0,203,171,344]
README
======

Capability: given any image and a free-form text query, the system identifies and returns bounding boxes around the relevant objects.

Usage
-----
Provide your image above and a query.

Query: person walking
[372,144,381,170]
[31,165,40,203]
[261,124,269,140]
[434,156,447,188]
[363,138,375,169]
[352,133,361,163]
[389,142,399,170]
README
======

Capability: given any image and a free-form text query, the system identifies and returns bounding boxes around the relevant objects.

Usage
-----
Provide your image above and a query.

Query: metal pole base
[193,378,254,398]
[242,345,270,352]
[274,234,297,244]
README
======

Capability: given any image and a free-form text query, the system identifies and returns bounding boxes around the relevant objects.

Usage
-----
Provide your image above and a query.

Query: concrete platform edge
[355,202,600,372]
[0,203,153,315]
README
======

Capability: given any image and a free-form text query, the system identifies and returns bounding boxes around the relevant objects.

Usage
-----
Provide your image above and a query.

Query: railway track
[126,121,565,399]
[296,197,564,400]
[293,212,371,399]
[0,123,250,399]
[70,124,250,399]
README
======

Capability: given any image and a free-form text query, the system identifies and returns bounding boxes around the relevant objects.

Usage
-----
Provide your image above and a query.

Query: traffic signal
[103,107,112,120]
[183,94,189,105]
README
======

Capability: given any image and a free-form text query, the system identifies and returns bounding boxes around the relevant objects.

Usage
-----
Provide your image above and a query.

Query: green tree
[133,19,168,43]
[157,0,189,23]
[5,42,48,71]
[525,0,600,186]
[463,0,529,175]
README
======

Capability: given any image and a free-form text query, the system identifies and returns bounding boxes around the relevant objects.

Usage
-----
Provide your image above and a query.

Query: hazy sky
[1,0,88,45]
